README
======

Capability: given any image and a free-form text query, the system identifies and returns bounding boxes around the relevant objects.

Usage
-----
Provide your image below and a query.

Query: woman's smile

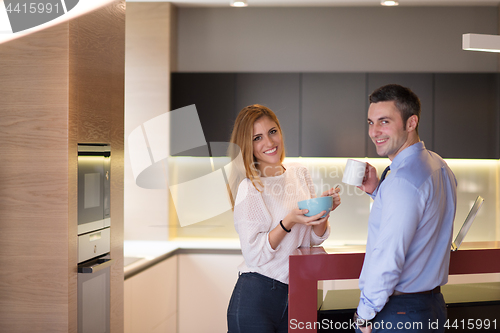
[252,116,283,176]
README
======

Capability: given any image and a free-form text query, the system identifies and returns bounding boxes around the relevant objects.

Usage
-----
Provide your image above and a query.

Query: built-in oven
[77,143,112,333]
[78,144,111,237]
[78,255,112,333]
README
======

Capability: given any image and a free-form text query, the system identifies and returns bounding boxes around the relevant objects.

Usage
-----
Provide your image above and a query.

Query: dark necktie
[380,166,391,184]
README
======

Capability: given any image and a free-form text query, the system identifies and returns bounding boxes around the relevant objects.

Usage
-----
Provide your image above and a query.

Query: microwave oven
[77,144,111,263]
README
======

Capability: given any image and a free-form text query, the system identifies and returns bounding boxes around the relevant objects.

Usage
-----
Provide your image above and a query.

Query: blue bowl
[298,196,333,218]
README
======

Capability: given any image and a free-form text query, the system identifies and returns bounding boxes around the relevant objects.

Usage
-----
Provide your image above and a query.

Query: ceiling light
[381,0,399,6]
[230,0,248,7]
[463,33,500,53]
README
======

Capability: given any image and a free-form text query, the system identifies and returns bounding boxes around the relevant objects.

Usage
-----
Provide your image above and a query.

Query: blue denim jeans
[227,272,289,333]
[355,291,447,333]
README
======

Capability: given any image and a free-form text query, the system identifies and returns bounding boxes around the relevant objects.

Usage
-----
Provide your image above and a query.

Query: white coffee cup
[342,159,367,186]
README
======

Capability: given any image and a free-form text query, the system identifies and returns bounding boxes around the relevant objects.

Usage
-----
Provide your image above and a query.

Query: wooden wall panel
[0,23,71,332]
[70,1,125,332]
[73,1,125,145]
[68,7,79,333]
[0,1,125,332]
[70,0,125,333]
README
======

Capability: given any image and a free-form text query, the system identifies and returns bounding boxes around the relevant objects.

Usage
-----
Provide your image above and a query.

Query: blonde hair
[227,104,286,203]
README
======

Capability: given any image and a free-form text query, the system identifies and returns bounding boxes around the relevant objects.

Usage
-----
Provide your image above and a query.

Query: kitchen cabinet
[125,250,243,333]
[366,73,434,157]
[124,256,177,333]
[178,253,243,333]
[171,72,500,159]
[434,73,499,159]
[171,73,236,156]
[236,73,301,156]
[301,73,367,157]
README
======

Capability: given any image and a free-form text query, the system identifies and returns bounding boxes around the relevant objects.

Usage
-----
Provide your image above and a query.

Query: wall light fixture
[463,33,500,53]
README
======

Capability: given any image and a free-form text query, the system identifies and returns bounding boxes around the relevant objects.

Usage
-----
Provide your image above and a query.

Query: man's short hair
[369,84,421,133]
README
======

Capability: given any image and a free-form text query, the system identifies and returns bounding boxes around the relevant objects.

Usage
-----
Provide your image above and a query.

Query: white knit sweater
[234,163,330,284]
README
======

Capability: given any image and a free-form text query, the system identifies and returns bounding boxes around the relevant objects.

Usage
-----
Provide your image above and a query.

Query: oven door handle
[78,258,114,274]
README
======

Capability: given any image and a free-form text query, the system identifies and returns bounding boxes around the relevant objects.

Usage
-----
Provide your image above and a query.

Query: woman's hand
[271,188,341,249]
[321,186,341,211]
[283,208,330,229]
[269,209,329,250]
[289,208,330,238]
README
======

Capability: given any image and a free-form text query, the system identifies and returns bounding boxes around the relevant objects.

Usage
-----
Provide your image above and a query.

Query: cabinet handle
[78,258,113,274]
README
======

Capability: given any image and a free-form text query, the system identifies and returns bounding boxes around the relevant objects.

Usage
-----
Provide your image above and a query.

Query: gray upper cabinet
[236,73,300,157]
[171,73,236,156]
[434,74,499,159]
[366,73,434,157]
[171,72,500,159]
[301,73,367,157]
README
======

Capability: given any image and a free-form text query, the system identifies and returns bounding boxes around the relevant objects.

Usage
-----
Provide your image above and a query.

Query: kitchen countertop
[124,240,500,280]
[123,238,242,279]
[122,238,354,279]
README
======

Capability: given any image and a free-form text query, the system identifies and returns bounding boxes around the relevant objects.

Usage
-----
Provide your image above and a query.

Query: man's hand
[354,311,373,333]
[359,326,372,333]
[357,163,379,194]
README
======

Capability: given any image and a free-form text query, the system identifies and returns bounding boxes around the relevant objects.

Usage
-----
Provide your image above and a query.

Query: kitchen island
[289,242,500,333]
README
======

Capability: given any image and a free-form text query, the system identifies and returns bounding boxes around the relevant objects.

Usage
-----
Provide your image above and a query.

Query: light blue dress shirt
[357,142,457,320]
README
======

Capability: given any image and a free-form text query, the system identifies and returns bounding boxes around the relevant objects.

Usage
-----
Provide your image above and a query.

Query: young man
[354,84,457,333]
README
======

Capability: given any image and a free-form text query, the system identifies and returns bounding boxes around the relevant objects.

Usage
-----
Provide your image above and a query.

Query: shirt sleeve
[234,179,279,267]
[368,186,378,199]
[357,177,425,320]
[311,225,330,245]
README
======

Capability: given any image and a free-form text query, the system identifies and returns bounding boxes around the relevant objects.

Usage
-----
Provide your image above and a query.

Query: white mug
[342,159,367,186]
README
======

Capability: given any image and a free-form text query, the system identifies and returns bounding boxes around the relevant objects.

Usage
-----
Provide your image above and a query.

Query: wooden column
[0,22,71,333]
[70,2,125,332]
[0,1,125,332]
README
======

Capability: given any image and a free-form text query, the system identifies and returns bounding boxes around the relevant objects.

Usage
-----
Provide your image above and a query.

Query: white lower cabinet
[124,252,243,333]
[178,253,243,333]
[124,256,178,333]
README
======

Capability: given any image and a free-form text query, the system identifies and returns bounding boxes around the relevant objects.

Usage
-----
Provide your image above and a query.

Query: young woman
[226,104,341,333]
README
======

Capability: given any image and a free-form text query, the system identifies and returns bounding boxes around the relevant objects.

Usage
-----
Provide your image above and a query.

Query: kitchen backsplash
[167,157,499,245]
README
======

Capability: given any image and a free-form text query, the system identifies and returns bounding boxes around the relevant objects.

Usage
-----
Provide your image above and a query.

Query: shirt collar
[389,141,425,171]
